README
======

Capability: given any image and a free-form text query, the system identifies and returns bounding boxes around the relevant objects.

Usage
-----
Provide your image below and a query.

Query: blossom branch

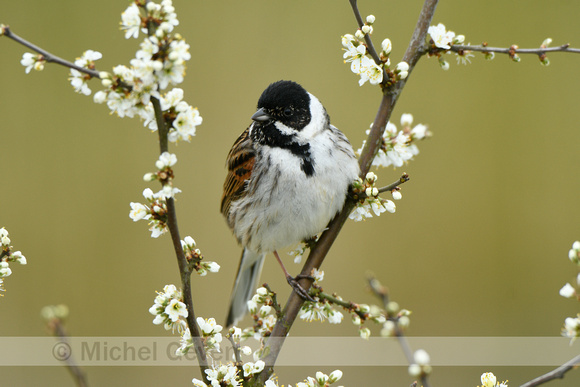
[348,0,382,67]
[1,25,100,78]
[258,0,439,381]
[150,68,209,373]
[3,17,209,379]
[351,173,410,201]
[451,43,580,56]
[262,283,283,318]
[520,353,580,387]
[225,333,244,376]
[368,276,431,387]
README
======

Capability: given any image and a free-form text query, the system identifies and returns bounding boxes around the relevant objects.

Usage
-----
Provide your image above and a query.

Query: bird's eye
[283,108,292,117]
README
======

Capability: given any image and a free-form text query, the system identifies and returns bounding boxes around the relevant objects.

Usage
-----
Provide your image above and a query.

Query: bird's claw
[286,275,315,302]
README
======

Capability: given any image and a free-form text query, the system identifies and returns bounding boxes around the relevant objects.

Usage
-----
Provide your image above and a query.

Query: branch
[316,290,367,320]
[46,317,89,387]
[1,25,101,78]
[367,276,430,387]
[152,90,209,373]
[519,353,580,387]
[257,0,439,382]
[3,21,210,380]
[352,173,410,201]
[348,0,384,74]
[451,43,580,55]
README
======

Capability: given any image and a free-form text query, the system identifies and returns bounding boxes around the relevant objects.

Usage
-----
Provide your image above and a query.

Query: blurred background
[1,0,580,385]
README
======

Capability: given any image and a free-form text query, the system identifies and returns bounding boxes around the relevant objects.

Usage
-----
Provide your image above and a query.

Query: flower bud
[329,370,343,383]
[408,364,421,377]
[414,349,430,365]
[560,283,576,298]
[381,320,396,337]
[398,315,410,329]
[400,113,413,127]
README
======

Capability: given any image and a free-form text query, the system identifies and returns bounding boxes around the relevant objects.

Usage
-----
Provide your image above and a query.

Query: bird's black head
[254,80,311,131]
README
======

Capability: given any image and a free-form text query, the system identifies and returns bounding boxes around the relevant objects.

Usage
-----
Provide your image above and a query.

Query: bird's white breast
[229,124,359,254]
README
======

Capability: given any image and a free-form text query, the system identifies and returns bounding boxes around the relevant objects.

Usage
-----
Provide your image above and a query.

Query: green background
[1,0,580,385]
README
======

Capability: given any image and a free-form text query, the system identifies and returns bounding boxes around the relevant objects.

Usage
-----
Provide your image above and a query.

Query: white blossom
[121,3,142,39]
[204,364,240,387]
[165,298,188,322]
[0,262,12,277]
[428,23,455,49]
[242,360,265,377]
[20,52,44,73]
[562,315,580,342]
[129,202,150,221]
[155,152,177,169]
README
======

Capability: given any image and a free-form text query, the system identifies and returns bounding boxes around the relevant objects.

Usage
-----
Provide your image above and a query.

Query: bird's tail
[225,248,266,327]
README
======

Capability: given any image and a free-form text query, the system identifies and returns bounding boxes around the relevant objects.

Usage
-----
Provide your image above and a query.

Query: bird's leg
[273,250,315,302]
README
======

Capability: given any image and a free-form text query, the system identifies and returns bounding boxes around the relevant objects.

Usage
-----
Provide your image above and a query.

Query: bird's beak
[251,107,271,122]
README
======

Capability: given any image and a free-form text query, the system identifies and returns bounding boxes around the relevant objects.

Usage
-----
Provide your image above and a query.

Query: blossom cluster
[479,372,508,387]
[408,349,432,378]
[99,0,202,143]
[349,172,397,222]
[288,236,319,264]
[560,241,580,342]
[342,15,409,86]
[129,152,183,237]
[0,227,27,293]
[149,284,188,332]
[357,113,430,170]
[245,286,278,341]
[299,269,345,325]
[292,370,343,387]
[17,0,202,144]
[192,364,240,387]
[427,23,474,69]
[298,269,390,340]
[379,301,411,338]
[129,187,170,237]
[181,236,219,276]
[349,302,387,340]
[176,317,224,357]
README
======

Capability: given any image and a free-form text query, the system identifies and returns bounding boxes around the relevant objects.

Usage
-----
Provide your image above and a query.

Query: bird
[221,80,360,327]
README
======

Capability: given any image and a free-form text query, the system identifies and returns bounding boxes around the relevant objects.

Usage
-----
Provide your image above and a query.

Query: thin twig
[2,25,101,78]
[316,291,367,320]
[348,0,384,72]
[48,318,89,387]
[257,0,439,382]
[451,43,580,55]
[226,333,244,378]
[519,353,580,387]
[352,173,410,201]
[368,275,430,387]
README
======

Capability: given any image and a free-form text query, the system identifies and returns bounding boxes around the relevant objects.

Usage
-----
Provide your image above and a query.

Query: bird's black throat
[252,123,314,177]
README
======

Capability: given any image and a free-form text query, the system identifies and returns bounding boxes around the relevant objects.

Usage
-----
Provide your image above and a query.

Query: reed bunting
[221,80,360,326]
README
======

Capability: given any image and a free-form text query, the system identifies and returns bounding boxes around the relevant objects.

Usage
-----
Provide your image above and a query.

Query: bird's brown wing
[220,127,255,226]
